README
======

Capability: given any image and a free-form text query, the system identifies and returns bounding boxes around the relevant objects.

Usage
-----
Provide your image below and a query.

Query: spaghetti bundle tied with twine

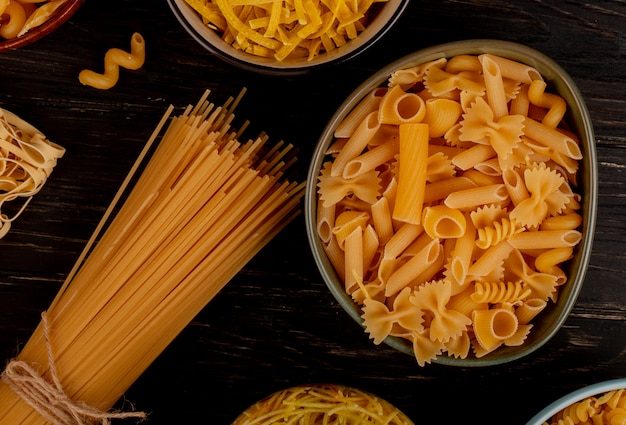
[0,89,305,424]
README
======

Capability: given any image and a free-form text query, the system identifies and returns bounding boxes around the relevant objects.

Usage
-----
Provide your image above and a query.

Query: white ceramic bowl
[525,378,626,425]
[305,39,598,366]
[167,0,409,75]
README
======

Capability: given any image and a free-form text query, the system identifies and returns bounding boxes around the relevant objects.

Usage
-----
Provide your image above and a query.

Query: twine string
[1,311,147,425]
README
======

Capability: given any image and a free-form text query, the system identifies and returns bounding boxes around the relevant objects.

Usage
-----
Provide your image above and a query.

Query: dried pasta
[0,89,305,422]
[314,53,585,365]
[0,108,65,239]
[0,0,69,40]
[233,384,415,425]
[543,387,626,425]
[185,0,390,62]
[78,32,146,90]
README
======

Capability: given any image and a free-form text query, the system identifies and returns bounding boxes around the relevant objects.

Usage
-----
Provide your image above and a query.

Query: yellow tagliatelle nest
[0,108,65,238]
[184,0,388,61]
[232,384,414,425]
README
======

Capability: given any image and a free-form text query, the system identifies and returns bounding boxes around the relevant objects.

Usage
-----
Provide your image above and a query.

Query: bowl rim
[524,378,626,425]
[166,0,410,75]
[0,0,85,52]
[305,39,598,367]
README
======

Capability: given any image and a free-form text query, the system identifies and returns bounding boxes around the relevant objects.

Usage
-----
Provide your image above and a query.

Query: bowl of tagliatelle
[305,39,598,366]
[525,378,626,425]
[166,0,409,74]
[0,0,84,52]
[232,384,415,424]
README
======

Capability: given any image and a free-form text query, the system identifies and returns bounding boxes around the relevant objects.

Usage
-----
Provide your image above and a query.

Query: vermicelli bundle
[233,384,415,425]
[0,89,305,424]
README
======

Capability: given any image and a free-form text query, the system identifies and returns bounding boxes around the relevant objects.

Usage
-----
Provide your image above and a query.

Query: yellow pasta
[479,54,509,120]
[79,32,146,90]
[422,204,466,239]
[314,53,585,365]
[422,98,463,138]
[186,0,389,62]
[378,85,426,125]
[233,384,415,425]
[0,89,305,422]
[0,108,65,239]
[527,79,567,128]
[331,111,381,177]
[472,307,519,352]
[392,123,429,224]
[543,388,626,425]
[334,87,387,138]
[444,183,510,211]
[344,226,364,294]
[470,281,531,304]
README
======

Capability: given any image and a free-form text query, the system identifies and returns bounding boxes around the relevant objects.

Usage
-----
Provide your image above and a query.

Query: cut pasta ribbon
[0,108,65,239]
[79,32,146,90]
[0,89,305,423]
[185,0,389,62]
[315,53,585,366]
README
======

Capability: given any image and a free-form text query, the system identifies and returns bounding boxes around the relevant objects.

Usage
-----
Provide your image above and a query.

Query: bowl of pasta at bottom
[525,378,626,425]
[166,0,409,75]
[232,384,415,424]
[0,0,85,52]
[305,39,598,367]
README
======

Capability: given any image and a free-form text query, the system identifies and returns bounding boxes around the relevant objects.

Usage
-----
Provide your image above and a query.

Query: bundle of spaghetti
[0,88,305,424]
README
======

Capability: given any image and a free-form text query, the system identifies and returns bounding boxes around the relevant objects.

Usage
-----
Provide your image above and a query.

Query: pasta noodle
[314,53,585,365]
[0,108,65,239]
[185,0,390,62]
[0,89,305,422]
[233,384,415,425]
[78,32,146,90]
[0,0,69,40]
[543,388,626,425]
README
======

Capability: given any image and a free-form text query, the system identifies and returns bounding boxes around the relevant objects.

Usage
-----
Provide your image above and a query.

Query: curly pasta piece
[470,281,531,304]
[79,32,146,90]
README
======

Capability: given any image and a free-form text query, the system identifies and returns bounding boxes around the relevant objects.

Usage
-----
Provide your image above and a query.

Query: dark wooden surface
[0,1,624,423]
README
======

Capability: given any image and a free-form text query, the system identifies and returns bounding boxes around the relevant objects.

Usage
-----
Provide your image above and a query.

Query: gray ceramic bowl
[167,0,409,75]
[305,39,598,366]
[525,378,626,424]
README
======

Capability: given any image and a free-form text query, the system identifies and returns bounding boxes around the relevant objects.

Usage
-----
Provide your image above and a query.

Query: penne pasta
[507,229,582,250]
[444,183,510,210]
[334,87,387,138]
[330,111,381,177]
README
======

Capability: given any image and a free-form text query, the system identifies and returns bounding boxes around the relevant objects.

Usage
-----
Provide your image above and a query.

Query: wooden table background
[0,0,624,423]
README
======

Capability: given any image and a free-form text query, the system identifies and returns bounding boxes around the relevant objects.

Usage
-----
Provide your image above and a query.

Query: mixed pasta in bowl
[167,0,409,74]
[305,40,597,366]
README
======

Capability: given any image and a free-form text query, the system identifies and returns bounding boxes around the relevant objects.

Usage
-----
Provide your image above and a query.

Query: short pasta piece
[79,32,146,90]
[315,53,585,365]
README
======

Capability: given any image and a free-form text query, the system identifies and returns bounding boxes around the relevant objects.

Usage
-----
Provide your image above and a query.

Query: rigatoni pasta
[315,53,585,365]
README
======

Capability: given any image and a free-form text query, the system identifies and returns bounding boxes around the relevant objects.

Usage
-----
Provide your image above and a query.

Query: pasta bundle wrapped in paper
[0,89,304,423]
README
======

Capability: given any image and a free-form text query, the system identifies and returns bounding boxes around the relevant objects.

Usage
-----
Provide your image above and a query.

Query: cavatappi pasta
[543,388,626,425]
[0,0,69,40]
[315,54,584,365]
[232,384,415,425]
[184,0,388,62]
[78,32,146,90]
[0,89,305,423]
[0,107,65,239]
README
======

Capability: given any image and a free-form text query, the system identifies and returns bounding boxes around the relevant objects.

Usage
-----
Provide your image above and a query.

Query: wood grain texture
[0,0,624,424]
